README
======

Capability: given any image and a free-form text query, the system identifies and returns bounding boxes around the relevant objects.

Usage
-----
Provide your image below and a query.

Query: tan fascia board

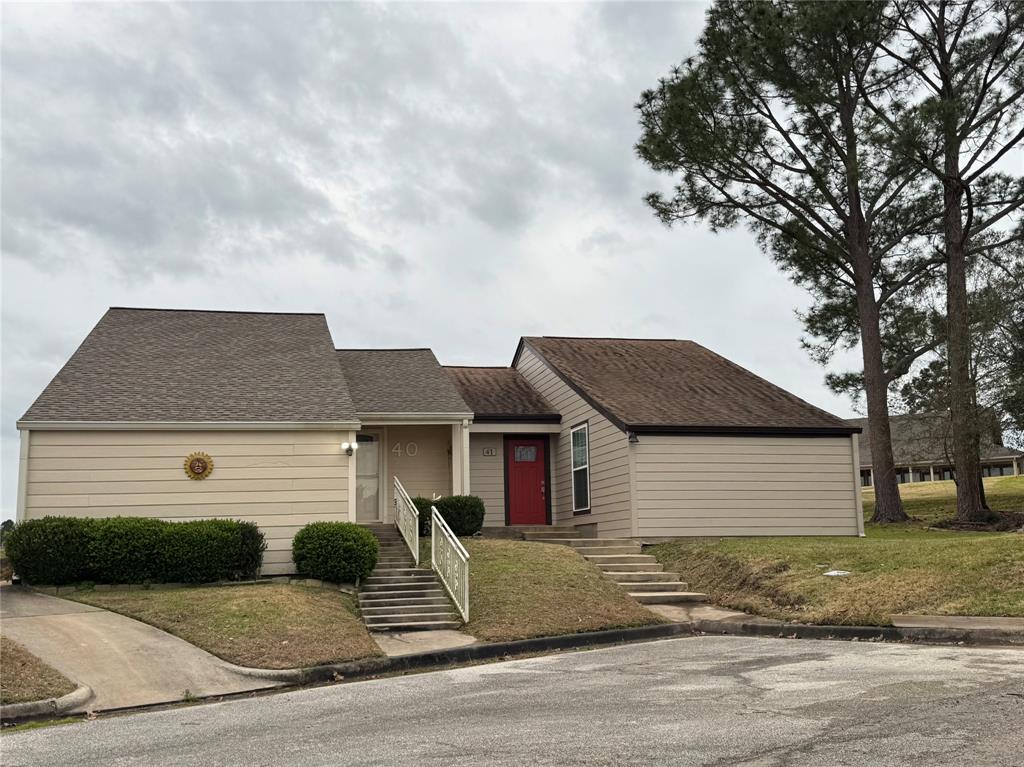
[17,420,361,431]
[469,422,561,434]
[357,412,474,426]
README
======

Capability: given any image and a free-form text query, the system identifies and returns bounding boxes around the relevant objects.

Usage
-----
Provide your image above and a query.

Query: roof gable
[518,336,854,435]
[21,308,357,424]
[336,348,471,416]
[445,366,559,422]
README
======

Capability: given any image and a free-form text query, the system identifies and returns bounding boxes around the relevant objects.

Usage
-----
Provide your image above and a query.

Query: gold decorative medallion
[184,451,214,480]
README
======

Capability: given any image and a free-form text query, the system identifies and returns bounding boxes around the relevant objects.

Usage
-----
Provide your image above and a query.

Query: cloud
[0,2,862,519]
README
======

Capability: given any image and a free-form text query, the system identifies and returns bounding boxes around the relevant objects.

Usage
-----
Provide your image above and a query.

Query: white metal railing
[431,505,470,622]
[393,476,419,566]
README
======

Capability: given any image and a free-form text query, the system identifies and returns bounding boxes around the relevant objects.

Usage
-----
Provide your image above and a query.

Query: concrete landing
[370,629,478,657]
[646,603,776,625]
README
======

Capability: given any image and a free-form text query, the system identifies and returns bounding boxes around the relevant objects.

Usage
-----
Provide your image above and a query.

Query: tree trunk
[849,224,906,523]
[943,166,986,523]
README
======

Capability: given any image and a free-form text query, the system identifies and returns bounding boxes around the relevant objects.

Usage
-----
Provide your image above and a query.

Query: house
[16,308,865,575]
[848,413,1023,486]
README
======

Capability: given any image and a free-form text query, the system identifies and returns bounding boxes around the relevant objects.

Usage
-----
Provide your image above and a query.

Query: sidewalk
[1,586,274,711]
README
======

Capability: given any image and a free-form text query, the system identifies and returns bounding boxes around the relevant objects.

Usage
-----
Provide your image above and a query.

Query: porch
[352,422,471,525]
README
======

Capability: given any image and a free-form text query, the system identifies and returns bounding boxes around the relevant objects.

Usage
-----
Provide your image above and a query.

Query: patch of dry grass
[650,525,1024,626]
[462,539,663,642]
[0,636,76,705]
[71,584,381,669]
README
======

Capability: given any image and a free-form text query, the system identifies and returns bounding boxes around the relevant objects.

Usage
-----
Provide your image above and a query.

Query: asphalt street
[3,635,1022,766]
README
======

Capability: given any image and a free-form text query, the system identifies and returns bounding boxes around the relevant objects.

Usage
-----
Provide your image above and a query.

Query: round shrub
[292,522,378,583]
[412,496,434,536]
[5,517,95,585]
[432,495,485,536]
[90,517,166,583]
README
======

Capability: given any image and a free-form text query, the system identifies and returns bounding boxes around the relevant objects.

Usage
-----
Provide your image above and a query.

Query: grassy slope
[461,539,663,641]
[71,584,381,668]
[0,636,76,705]
[649,476,1024,626]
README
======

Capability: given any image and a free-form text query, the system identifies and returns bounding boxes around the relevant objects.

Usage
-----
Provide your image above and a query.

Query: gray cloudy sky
[1,1,860,519]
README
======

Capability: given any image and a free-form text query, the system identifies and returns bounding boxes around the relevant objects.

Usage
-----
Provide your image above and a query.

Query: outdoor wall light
[627,431,639,444]
[342,441,359,456]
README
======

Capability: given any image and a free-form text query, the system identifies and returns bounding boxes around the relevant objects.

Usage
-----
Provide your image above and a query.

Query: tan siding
[383,425,452,518]
[23,430,350,575]
[515,347,632,537]
[633,435,859,537]
[470,433,506,526]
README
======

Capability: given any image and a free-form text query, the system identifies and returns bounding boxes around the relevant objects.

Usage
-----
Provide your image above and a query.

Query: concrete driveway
[0,586,274,711]
[4,635,1022,766]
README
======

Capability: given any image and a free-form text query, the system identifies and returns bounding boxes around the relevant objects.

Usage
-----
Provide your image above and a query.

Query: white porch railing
[393,476,419,566]
[431,505,470,622]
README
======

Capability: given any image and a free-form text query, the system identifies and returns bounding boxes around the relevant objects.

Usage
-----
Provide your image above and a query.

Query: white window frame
[570,422,591,513]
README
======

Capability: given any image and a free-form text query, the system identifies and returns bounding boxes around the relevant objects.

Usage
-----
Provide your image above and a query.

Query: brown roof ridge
[108,306,326,316]
[335,346,432,352]
[525,335,685,342]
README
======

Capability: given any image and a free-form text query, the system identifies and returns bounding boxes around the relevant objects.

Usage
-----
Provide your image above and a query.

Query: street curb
[222,622,696,683]
[0,684,93,721]
[691,619,1024,646]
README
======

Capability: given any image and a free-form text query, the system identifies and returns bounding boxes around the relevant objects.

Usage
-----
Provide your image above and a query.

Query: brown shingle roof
[445,367,560,422]
[336,349,471,416]
[518,336,856,435]
[20,308,357,423]
[847,413,1023,466]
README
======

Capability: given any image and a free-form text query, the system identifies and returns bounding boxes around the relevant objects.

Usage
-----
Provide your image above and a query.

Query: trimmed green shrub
[433,495,485,536]
[6,516,265,585]
[292,522,378,583]
[5,517,95,585]
[90,517,165,583]
[412,496,435,536]
[412,495,486,537]
[161,519,266,583]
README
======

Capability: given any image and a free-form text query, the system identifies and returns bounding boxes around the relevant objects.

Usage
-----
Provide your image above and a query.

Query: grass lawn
[71,584,382,669]
[0,636,76,705]
[649,476,1024,626]
[458,539,663,642]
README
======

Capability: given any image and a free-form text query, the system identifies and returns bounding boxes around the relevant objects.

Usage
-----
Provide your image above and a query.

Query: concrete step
[360,582,443,594]
[360,603,454,616]
[521,529,586,540]
[369,568,427,577]
[528,537,637,548]
[617,581,690,592]
[364,571,438,582]
[583,554,659,566]
[358,595,451,607]
[593,561,664,573]
[362,577,439,589]
[607,571,681,583]
[365,610,456,623]
[366,619,462,632]
[629,591,708,605]
[572,545,643,555]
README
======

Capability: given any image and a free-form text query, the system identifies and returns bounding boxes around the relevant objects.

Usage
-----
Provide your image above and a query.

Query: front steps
[358,525,461,631]
[525,533,707,605]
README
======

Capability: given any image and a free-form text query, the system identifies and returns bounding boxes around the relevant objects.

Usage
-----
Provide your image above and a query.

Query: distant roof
[847,413,1023,466]
[516,336,856,435]
[445,367,560,422]
[21,308,357,424]
[336,349,471,416]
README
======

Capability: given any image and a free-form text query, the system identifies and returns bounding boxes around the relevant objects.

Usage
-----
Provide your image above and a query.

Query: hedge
[292,522,378,583]
[413,495,485,537]
[5,516,266,585]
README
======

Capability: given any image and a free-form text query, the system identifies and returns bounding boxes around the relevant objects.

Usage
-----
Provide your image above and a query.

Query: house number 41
[391,442,418,457]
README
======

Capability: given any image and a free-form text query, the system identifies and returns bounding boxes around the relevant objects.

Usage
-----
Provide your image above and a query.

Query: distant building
[848,413,1023,487]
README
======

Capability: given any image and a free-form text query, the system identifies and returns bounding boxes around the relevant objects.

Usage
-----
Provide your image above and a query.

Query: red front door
[506,438,548,525]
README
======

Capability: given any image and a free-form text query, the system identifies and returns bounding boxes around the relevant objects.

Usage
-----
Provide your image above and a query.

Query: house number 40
[391,442,418,457]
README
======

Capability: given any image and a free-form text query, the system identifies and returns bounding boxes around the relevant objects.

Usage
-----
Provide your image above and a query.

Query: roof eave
[17,420,362,431]
[471,413,562,424]
[627,424,862,437]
